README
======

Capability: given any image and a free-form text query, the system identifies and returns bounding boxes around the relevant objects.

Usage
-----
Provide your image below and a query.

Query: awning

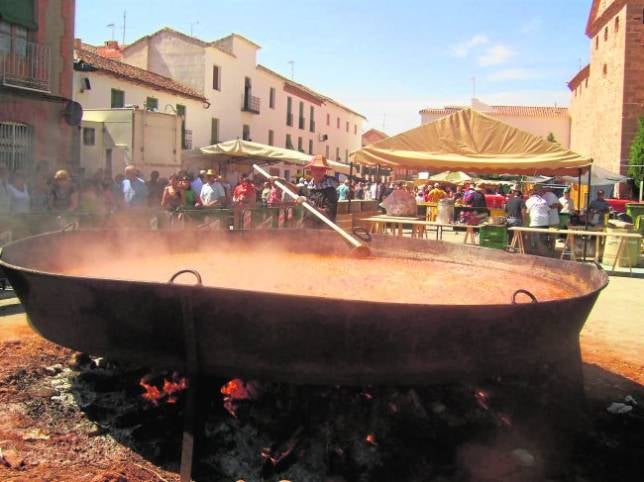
[0,0,38,30]
[559,164,630,185]
[353,109,592,175]
[428,170,472,183]
[200,139,351,174]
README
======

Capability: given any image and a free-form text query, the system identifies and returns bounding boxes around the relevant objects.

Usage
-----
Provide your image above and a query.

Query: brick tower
[568,0,644,188]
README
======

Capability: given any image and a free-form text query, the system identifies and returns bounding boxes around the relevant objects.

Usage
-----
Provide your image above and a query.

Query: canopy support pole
[348,162,354,211]
[583,165,592,261]
[577,169,582,210]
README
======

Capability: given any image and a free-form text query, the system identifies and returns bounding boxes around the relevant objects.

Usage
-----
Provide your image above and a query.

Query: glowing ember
[221,378,260,417]
[139,373,189,406]
[365,433,378,446]
[66,249,580,305]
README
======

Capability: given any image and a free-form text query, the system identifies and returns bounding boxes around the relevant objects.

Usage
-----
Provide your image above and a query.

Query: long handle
[252,164,364,250]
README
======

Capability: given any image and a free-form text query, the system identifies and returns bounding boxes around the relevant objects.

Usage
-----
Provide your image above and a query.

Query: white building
[119,28,366,180]
[420,98,571,148]
[73,44,208,176]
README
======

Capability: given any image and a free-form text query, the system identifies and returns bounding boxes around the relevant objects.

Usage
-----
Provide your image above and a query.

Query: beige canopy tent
[200,139,351,175]
[353,109,592,175]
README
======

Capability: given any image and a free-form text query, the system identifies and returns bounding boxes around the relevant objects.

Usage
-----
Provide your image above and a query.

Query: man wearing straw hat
[273,154,339,228]
[200,169,226,207]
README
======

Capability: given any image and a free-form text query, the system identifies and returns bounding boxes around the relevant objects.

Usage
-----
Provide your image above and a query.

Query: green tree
[628,116,644,190]
[546,132,557,143]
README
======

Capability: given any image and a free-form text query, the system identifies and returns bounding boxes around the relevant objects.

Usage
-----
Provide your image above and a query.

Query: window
[145,97,158,111]
[176,104,187,149]
[283,170,290,181]
[603,64,607,76]
[335,147,340,161]
[82,127,95,146]
[286,96,293,126]
[337,117,340,129]
[346,121,349,132]
[309,106,315,132]
[285,134,293,149]
[269,87,276,108]
[595,36,599,49]
[297,136,303,152]
[13,25,26,57]
[298,101,305,129]
[345,149,348,161]
[354,124,357,135]
[242,124,251,141]
[212,65,221,90]
[326,113,330,126]
[211,118,219,144]
[0,122,33,171]
[308,139,313,154]
[110,89,124,108]
[268,129,274,146]
[0,21,10,54]
[325,145,330,157]
[604,26,608,41]
[584,78,588,88]
[615,15,619,32]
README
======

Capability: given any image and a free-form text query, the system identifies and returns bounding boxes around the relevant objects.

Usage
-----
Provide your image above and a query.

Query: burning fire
[139,372,188,406]
[220,378,261,417]
[365,433,378,447]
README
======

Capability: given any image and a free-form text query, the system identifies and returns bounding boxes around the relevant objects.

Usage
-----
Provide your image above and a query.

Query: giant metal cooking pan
[0,229,607,385]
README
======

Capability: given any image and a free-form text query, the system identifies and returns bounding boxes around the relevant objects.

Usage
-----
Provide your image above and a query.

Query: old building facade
[0,0,78,173]
[117,28,365,179]
[568,0,644,181]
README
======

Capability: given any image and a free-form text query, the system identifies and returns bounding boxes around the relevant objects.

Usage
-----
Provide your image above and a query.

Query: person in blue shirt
[122,165,149,208]
[336,179,350,201]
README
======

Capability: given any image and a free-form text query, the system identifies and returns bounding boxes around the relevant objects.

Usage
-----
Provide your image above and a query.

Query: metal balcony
[0,34,50,93]
[241,94,260,114]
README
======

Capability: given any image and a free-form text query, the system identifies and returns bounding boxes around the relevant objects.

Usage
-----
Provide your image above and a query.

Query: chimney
[73,38,82,50]
[105,40,120,49]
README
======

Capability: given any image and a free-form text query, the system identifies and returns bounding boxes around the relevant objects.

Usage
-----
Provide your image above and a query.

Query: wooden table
[508,226,642,272]
[361,215,482,244]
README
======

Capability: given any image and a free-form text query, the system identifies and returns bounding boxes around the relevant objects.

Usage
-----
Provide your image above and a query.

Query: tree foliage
[629,116,644,188]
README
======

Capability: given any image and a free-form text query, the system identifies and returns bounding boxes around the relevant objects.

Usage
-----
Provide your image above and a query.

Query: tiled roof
[74,48,207,102]
[420,105,568,118]
[257,64,366,119]
[124,27,236,57]
[567,64,590,91]
[81,42,123,60]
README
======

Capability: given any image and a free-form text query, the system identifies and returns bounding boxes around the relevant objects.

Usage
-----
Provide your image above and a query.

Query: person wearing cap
[200,169,226,208]
[588,189,610,226]
[273,155,339,227]
[49,169,78,212]
[425,183,447,203]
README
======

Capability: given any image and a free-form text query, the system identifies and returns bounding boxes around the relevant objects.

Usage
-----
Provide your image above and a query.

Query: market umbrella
[428,170,472,183]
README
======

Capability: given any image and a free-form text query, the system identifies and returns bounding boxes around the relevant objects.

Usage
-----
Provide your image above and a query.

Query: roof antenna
[121,9,127,45]
[190,21,199,36]
[107,23,115,41]
[288,60,295,80]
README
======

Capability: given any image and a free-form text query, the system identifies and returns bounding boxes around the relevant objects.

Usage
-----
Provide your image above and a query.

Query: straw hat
[53,169,70,181]
[305,154,329,170]
[205,168,217,177]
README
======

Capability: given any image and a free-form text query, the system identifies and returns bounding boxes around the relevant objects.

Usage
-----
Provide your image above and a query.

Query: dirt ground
[0,275,642,481]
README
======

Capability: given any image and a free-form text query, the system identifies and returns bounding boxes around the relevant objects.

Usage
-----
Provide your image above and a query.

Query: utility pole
[122,10,127,46]
[190,21,199,36]
[107,23,115,41]
[288,60,294,80]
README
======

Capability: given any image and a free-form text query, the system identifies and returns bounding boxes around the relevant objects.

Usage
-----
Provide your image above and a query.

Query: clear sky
[76,0,592,135]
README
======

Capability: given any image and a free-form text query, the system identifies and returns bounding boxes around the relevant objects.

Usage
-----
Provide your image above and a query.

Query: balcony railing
[0,34,50,93]
[241,94,260,114]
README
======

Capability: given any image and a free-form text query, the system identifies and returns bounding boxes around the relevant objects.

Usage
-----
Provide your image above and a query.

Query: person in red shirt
[232,174,257,207]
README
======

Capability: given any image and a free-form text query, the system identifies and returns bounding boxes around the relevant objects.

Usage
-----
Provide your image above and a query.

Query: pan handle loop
[512,289,538,304]
[169,269,203,286]
[61,221,79,231]
[352,227,372,242]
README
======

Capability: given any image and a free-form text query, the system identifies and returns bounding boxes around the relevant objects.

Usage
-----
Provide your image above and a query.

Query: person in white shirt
[8,173,30,214]
[559,188,575,229]
[200,169,227,207]
[524,186,552,256]
[541,186,561,227]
